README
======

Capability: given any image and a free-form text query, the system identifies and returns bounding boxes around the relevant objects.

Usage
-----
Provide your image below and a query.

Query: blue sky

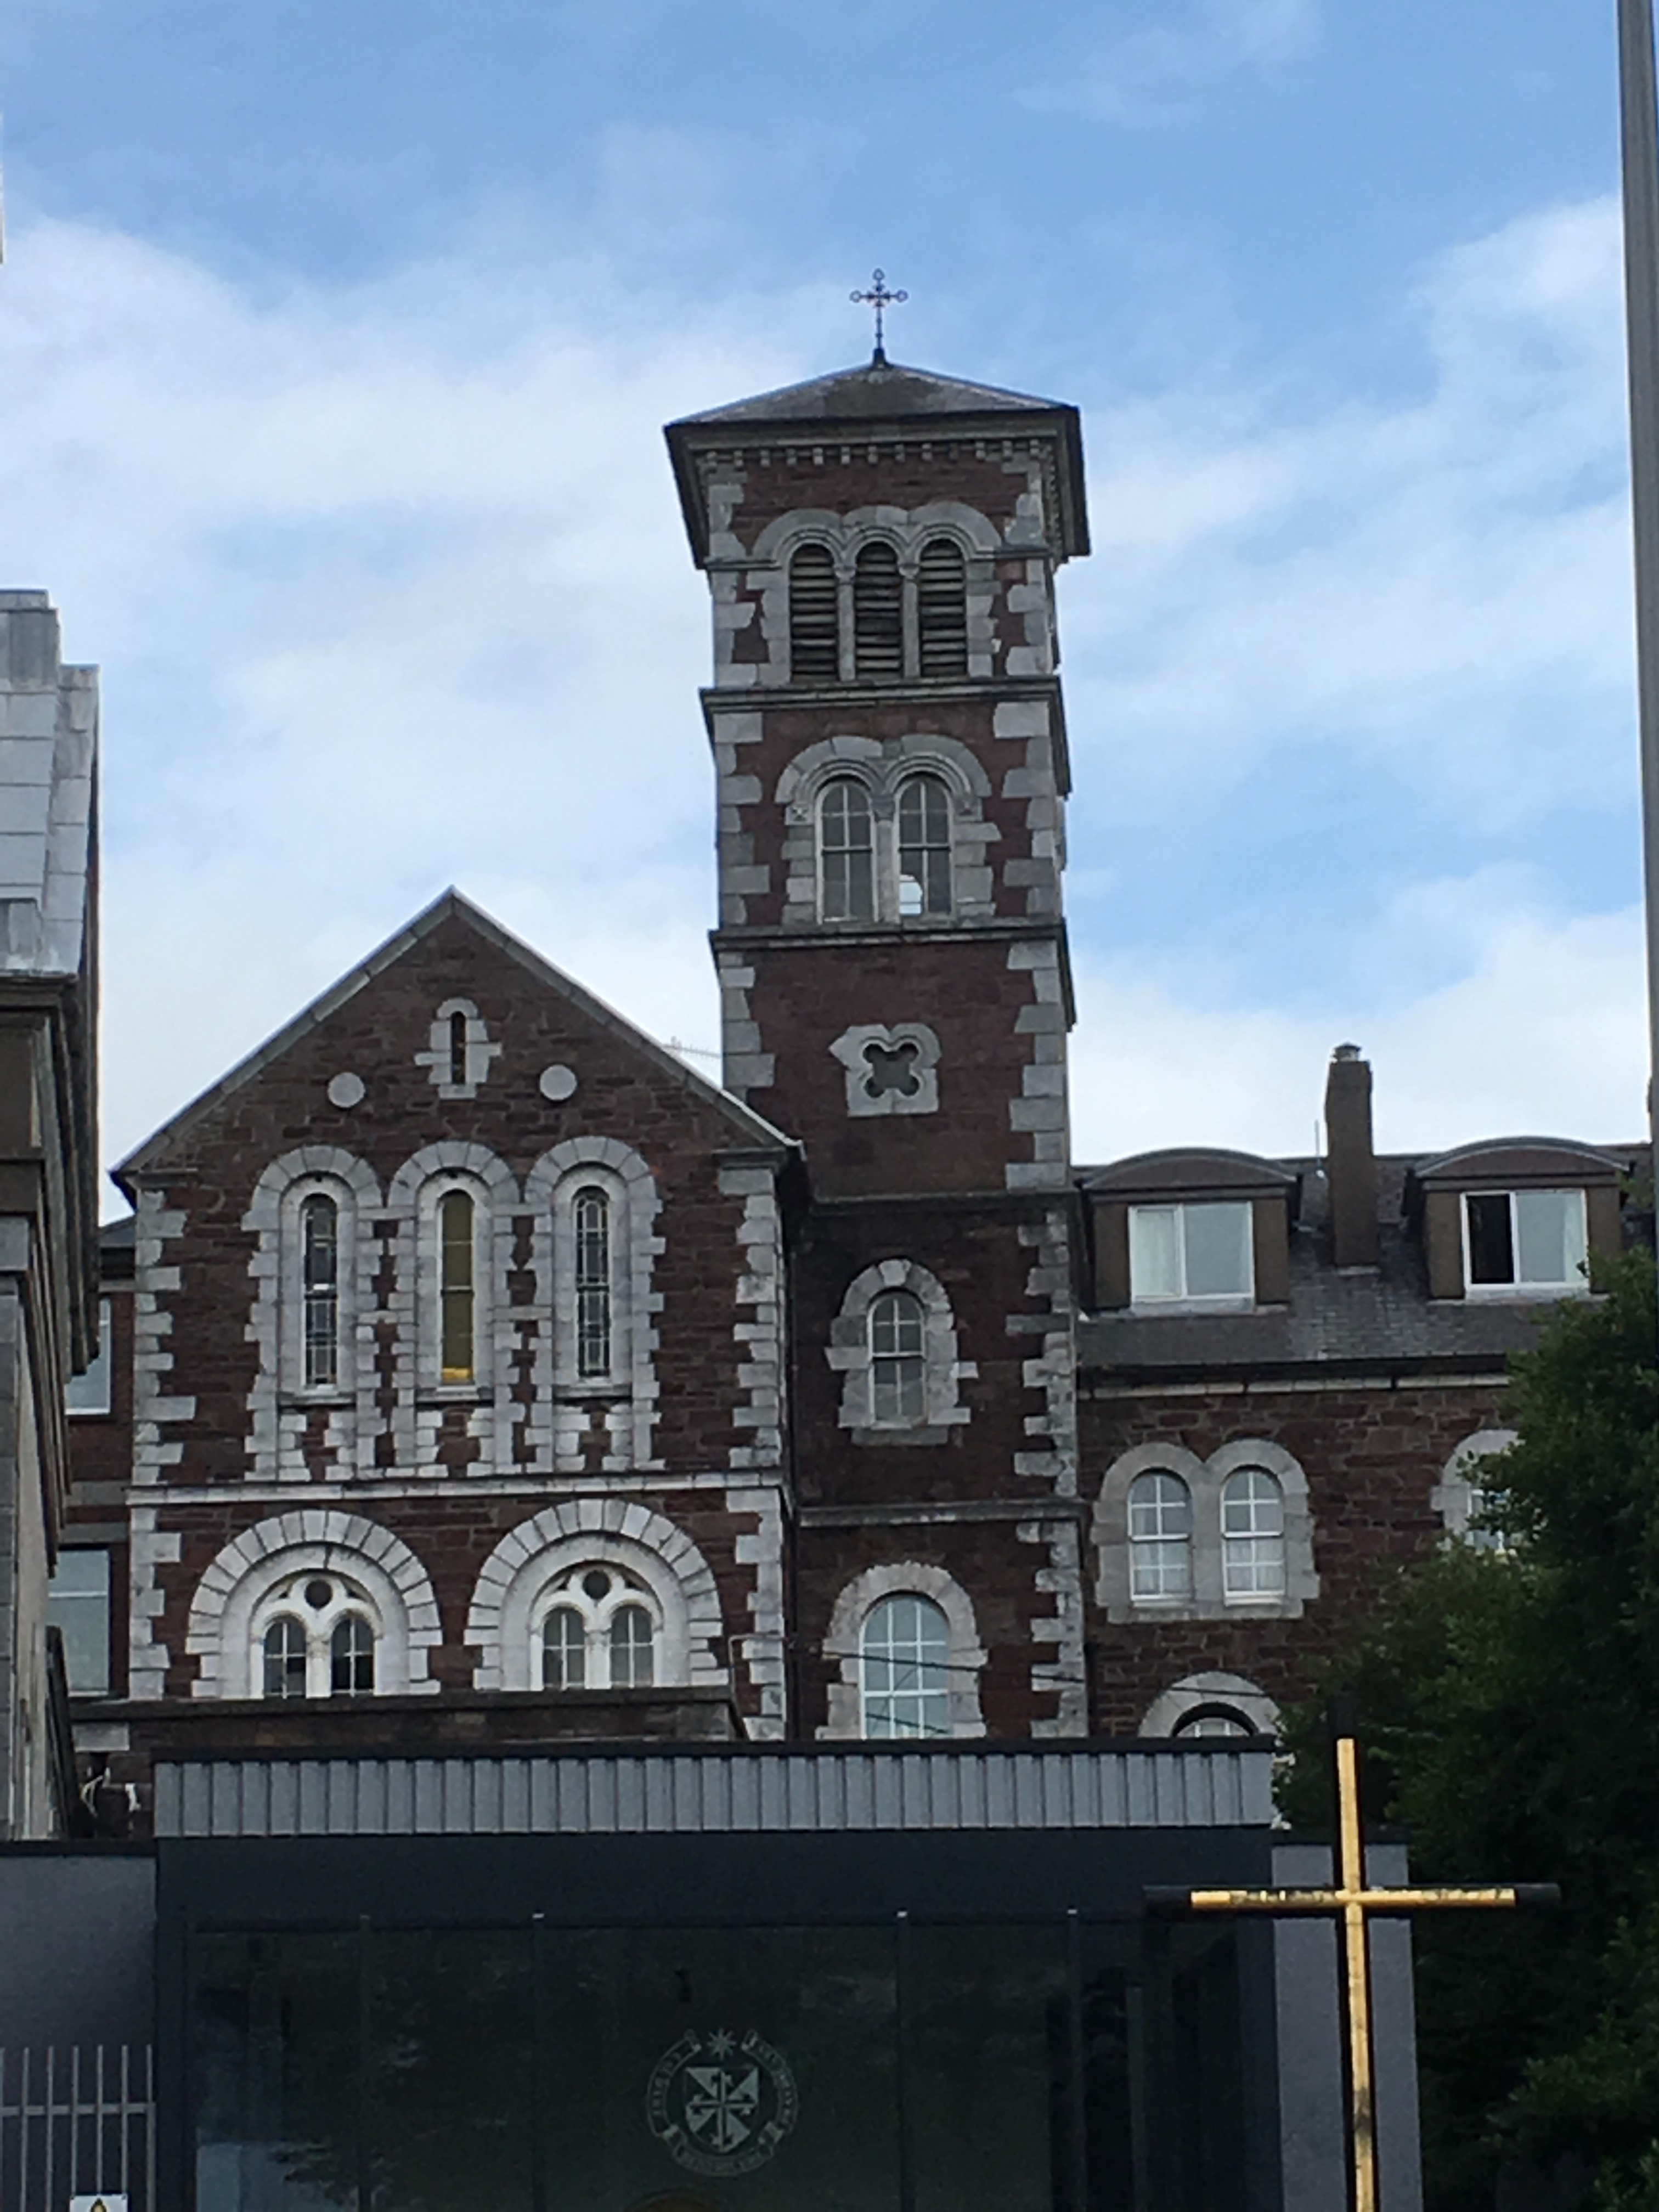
[0,0,1645,1178]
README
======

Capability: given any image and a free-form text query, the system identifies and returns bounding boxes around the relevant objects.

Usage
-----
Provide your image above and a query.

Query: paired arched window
[860,1593,950,1739]
[917,538,968,676]
[1128,1471,1194,1601]
[253,1572,379,1700]
[869,1290,926,1425]
[535,1564,659,1691]
[788,543,839,682]
[300,1193,340,1389]
[438,1188,476,1383]
[819,778,876,921]
[853,543,903,679]
[816,772,953,923]
[1221,1469,1286,1599]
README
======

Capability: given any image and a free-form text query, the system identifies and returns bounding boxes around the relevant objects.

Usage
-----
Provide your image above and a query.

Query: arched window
[438,1188,476,1383]
[896,773,952,916]
[819,778,875,922]
[860,1594,950,1739]
[1128,1471,1194,1602]
[789,543,840,682]
[253,1572,381,1699]
[330,1613,375,1694]
[300,1192,340,1390]
[534,1564,660,1691]
[869,1290,926,1425]
[853,543,903,680]
[448,1008,469,1090]
[1221,1469,1286,1600]
[1172,1705,1255,1739]
[917,538,968,676]
[262,1616,307,1699]
[574,1186,613,1379]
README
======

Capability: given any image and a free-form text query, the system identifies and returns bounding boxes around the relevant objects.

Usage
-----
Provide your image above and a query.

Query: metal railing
[0,2045,155,2210]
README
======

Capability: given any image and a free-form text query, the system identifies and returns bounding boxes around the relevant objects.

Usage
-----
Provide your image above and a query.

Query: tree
[1282,1248,1659,2210]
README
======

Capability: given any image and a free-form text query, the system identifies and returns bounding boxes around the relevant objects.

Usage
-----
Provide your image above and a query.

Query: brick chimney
[1324,1045,1379,1269]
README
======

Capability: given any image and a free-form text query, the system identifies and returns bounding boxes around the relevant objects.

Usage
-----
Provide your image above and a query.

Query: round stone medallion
[326,1071,366,1109]
[539,1063,578,1102]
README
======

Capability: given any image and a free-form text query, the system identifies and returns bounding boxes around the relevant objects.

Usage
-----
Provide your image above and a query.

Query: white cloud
[1035,0,1321,124]
[0,192,1644,1197]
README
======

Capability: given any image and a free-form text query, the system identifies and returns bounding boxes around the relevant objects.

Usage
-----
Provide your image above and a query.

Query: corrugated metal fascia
[151,1745,1275,1839]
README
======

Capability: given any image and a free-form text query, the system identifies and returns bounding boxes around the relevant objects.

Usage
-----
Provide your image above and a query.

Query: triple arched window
[535,1562,659,1691]
[816,770,954,922]
[788,537,968,684]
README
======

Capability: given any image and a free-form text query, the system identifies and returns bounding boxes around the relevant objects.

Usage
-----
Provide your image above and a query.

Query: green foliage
[1282,1248,1659,2211]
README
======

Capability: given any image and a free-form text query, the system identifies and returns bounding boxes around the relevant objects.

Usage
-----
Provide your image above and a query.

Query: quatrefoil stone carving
[830,1024,941,1118]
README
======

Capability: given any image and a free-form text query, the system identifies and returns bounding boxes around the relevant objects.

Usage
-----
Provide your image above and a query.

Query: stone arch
[819,1561,987,1740]
[1093,1438,1319,1623]
[465,1500,724,1692]
[827,1257,974,1442]
[1432,1427,1518,1542]
[1140,1671,1281,1740]
[185,1510,441,1699]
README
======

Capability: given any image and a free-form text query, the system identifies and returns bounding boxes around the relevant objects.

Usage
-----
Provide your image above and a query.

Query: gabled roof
[115,889,798,1190]
[665,354,1089,565]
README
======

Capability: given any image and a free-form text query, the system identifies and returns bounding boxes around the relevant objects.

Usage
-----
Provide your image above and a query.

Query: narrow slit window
[300,1192,340,1389]
[610,1602,656,1688]
[870,1289,926,1424]
[917,538,968,676]
[896,774,952,916]
[574,1186,613,1379]
[853,542,903,679]
[789,543,840,682]
[819,779,875,921]
[262,1616,308,1700]
[330,1614,375,1695]
[541,1606,586,1690]
[438,1189,476,1383]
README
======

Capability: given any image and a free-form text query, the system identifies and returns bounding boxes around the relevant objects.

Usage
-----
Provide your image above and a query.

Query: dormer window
[1128,1201,1254,1305]
[1464,1189,1587,1295]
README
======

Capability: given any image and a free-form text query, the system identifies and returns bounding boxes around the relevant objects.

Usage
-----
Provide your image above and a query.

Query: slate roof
[1075,1150,1651,1378]
[672,357,1073,428]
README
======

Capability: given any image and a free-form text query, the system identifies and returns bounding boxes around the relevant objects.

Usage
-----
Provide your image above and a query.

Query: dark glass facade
[189,1915,1248,2212]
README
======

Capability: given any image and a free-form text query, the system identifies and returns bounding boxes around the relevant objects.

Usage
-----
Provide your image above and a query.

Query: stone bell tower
[664,349,1089,1203]
[667,343,1095,1740]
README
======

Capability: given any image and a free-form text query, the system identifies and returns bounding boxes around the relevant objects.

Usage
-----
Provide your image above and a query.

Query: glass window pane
[1222,1470,1286,1598]
[574,1186,613,1378]
[1182,1202,1252,1298]
[330,1615,374,1695]
[47,1548,111,1694]
[439,1189,475,1381]
[1515,1189,1586,1286]
[542,1606,586,1690]
[65,1296,112,1415]
[1128,1207,1181,1299]
[1466,1192,1515,1284]
[263,1617,308,1699]
[821,780,875,921]
[862,1594,950,1739]
[301,1195,339,1389]
[609,1603,655,1688]
[1128,1472,1194,1600]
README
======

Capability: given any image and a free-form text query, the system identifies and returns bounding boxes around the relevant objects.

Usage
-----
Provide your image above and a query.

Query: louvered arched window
[789,543,839,682]
[819,778,876,921]
[853,543,903,679]
[896,773,952,916]
[917,538,968,675]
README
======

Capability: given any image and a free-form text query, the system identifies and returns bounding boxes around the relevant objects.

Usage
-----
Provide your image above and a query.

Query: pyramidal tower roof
[665,353,1088,563]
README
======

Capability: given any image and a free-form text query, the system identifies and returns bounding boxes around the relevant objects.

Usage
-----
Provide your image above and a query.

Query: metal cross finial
[850,268,907,364]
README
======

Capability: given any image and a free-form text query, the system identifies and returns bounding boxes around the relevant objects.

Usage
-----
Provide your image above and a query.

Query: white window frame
[281,1177,357,1401]
[1460,1188,1589,1298]
[421,1174,491,1393]
[249,1570,382,1701]
[551,1166,631,1393]
[858,1592,952,1740]
[1126,1470,1195,1604]
[817,775,878,923]
[532,1562,662,1692]
[1127,1201,1255,1308]
[819,1564,986,1741]
[827,1259,974,1444]
[1220,1467,1288,1602]
[1093,1441,1318,1623]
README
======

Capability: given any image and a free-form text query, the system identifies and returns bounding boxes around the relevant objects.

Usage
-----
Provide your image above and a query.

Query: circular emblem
[646,2027,799,2177]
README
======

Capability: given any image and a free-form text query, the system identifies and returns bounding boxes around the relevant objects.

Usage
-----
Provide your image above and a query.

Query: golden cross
[1147,1705,1558,2212]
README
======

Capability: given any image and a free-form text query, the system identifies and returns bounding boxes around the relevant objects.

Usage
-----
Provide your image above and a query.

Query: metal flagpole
[1618,0,1659,1295]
